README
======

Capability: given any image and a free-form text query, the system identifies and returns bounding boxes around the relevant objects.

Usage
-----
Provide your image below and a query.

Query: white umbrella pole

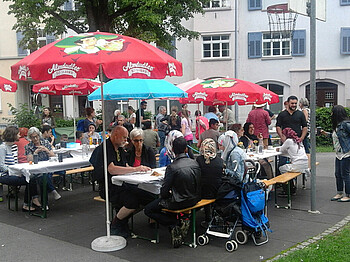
[225,101,228,131]
[73,92,76,142]
[91,65,126,252]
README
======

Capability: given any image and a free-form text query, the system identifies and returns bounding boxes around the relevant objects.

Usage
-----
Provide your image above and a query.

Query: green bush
[3,103,41,129]
[316,107,350,146]
[55,118,76,128]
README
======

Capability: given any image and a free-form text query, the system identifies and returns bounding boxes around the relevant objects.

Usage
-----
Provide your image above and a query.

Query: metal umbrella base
[91,236,127,252]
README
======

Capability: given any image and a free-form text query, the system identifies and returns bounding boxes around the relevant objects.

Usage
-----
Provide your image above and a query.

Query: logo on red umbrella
[123,62,155,77]
[48,63,81,78]
[4,84,13,92]
[263,93,273,101]
[18,65,29,80]
[192,92,208,100]
[229,92,248,101]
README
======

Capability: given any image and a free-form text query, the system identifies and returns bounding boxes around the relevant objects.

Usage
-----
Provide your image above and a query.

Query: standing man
[246,103,271,148]
[197,119,221,149]
[156,106,168,149]
[144,137,201,248]
[276,96,307,143]
[135,101,151,128]
[276,95,307,195]
[204,106,219,122]
[89,126,154,238]
[218,105,235,127]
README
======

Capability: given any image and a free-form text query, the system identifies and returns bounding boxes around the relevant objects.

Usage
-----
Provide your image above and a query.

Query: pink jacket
[246,108,271,138]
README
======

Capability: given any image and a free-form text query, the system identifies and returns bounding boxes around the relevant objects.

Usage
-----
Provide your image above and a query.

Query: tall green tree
[5,0,208,50]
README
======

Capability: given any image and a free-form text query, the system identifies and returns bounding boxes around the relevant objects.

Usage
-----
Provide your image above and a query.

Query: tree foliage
[5,0,208,50]
[3,103,41,129]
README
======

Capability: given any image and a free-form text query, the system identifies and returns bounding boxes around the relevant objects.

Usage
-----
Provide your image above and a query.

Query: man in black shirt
[135,101,151,128]
[276,95,307,141]
[90,126,154,238]
[275,95,307,194]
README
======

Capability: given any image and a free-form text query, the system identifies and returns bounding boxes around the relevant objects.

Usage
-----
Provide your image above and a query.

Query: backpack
[77,119,85,132]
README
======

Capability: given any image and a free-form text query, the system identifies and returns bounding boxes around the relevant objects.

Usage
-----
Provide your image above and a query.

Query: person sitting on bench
[277,128,309,196]
[144,137,201,248]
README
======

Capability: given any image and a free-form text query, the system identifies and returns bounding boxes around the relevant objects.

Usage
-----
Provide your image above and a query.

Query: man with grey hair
[156,105,167,149]
[218,105,235,126]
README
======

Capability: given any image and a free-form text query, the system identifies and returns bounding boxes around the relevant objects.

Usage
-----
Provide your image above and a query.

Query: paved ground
[0,152,348,262]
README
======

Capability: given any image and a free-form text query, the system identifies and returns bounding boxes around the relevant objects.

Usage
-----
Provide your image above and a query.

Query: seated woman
[0,126,41,211]
[82,123,100,144]
[196,138,224,224]
[25,127,61,202]
[219,131,247,182]
[278,128,309,174]
[240,122,274,180]
[127,129,156,168]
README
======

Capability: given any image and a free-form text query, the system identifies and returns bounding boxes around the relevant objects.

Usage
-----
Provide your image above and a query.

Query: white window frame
[203,0,230,9]
[262,32,291,57]
[202,35,230,59]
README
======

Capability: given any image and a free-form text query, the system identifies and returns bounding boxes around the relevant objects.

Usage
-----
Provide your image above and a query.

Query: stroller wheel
[197,235,208,246]
[235,230,248,245]
[225,240,238,252]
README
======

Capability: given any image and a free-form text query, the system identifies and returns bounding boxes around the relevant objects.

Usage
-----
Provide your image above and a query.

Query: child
[75,131,83,144]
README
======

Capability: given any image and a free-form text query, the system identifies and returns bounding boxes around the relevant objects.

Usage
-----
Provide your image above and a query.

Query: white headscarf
[220,130,239,162]
[165,130,184,160]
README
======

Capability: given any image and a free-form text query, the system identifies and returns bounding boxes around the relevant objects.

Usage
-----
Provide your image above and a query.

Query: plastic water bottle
[258,138,263,154]
[82,144,89,159]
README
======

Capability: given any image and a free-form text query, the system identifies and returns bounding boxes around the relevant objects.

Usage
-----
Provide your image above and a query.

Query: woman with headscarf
[219,131,247,182]
[278,128,309,174]
[196,138,224,225]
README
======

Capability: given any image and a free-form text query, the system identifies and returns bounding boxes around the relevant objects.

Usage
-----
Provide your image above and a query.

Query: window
[263,32,291,57]
[202,35,230,58]
[16,32,28,56]
[157,38,176,59]
[341,28,350,54]
[248,0,262,10]
[340,0,350,6]
[261,83,284,114]
[204,0,230,8]
[249,30,305,58]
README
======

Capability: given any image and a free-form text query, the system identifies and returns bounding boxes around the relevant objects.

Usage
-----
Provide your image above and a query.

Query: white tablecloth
[8,156,92,182]
[53,144,97,158]
[245,148,281,161]
[111,167,166,194]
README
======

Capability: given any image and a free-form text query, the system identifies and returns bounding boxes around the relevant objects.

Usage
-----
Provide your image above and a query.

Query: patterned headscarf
[200,138,217,164]
[282,128,302,147]
[165,130,184,160]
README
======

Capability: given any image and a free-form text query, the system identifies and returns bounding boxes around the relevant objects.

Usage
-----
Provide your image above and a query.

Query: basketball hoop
[267,4,298,39]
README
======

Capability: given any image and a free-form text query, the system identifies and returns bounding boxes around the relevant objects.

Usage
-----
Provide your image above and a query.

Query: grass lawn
[316,146,333,153]
[275,223,350,262]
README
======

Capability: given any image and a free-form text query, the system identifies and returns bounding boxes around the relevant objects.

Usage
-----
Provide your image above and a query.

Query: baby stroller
[197,160,270,252]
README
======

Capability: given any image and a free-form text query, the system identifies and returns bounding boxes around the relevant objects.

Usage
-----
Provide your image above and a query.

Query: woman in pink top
[246,103,271,148]
[195,110,209,140]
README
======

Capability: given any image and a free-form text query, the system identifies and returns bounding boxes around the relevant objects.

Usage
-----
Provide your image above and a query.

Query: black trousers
[144,198,177,226]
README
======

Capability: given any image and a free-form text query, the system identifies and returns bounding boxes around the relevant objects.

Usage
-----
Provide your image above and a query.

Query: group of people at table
[1,94,349,247]
[89,96,315,247]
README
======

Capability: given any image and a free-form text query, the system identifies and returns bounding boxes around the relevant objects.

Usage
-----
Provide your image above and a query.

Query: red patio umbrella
[11,31,183,251]
[33,78,101,141]
[180,78,279,106]
[33,78,100,95]
[0,76,17,92]
[11,31,182,81]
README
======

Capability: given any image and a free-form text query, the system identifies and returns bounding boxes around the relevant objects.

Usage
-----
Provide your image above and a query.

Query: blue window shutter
[46,34,55,44]
[64,0,73,10]
[248,32,262,58]
[341,28,350,54]
[248,0,262,11]
[16,32,27,56]
[340,0,350,6]
[292,30,306,56]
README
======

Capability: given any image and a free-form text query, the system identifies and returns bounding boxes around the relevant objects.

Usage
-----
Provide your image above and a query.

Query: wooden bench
[162,199,216,248]
[55,166,94,191]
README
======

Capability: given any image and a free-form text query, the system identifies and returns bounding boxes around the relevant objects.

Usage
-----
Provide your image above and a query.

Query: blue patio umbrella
[88,78,187,101]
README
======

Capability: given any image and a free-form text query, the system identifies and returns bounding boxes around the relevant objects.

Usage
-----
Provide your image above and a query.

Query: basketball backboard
[262,0,326,22]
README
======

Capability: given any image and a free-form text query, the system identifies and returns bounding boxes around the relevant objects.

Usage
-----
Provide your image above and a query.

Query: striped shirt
[0,144,18,176]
